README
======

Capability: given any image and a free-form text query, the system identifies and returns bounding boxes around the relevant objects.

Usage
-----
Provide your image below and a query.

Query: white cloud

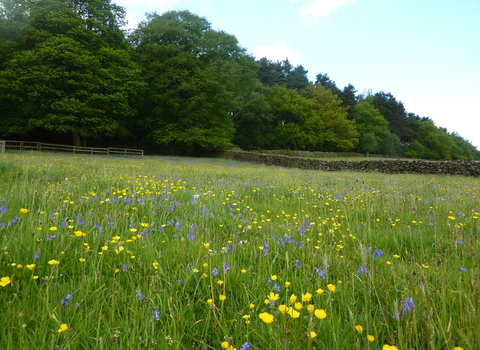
[298,0,356,22]
[255,42,301,65]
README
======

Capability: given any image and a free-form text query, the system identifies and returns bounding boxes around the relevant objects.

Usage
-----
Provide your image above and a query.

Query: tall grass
[0,152,478,349]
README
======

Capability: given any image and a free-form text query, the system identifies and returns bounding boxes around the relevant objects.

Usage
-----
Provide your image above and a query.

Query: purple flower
[460,266,467,272]
[0,204,7,214]
[402,297,415,317]
[314,267,325,279]
[61,294,71,306]
[240,342,251,350]
[33,251,40,260]
[8,216,19,226]
[357,265,371,277]
[295,260,301,268]
[122,264,129,271]
[186,232,195,241]
[47,235,56,241]
[223,263,230,274]
[136,290,146,301]
[263,242,269,256]
[212,267,218,276]
[273,283,281,291]
[457,239,464,244]
[152,307,160,320]
[374,249,384,259]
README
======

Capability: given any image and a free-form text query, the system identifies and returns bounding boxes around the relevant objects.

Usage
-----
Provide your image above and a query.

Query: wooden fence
[0,140,143,157]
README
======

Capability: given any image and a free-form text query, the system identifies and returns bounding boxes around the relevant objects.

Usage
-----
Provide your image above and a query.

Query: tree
[414,119,453,159]
[301,84,358,151]
[315,73,341,96]
[339,83,357,120]
[257,58,309,90]
[0,0,143,146]
[131,11,258,150]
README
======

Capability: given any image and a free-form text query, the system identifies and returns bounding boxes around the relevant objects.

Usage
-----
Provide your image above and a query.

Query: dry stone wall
[219,150,480,177]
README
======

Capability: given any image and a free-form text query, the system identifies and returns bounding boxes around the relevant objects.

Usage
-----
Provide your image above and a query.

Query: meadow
[0,152,478,350]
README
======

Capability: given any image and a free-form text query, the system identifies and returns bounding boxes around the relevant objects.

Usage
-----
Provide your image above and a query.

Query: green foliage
[257,58,309,90]
[132,11,258,150]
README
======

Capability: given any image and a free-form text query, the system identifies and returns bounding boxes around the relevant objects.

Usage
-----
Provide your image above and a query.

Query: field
[0,152,478,350]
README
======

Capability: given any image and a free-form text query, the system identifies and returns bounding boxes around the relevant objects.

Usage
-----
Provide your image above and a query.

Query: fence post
[0,141,4,153]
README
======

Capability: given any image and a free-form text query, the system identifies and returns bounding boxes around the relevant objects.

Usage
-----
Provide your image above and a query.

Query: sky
[114,0,480,148]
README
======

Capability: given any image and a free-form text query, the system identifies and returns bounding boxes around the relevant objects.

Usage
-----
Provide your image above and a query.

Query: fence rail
[0,140,143,156]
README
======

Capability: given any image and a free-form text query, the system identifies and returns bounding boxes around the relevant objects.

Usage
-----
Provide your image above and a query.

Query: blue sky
[115,0,480,148]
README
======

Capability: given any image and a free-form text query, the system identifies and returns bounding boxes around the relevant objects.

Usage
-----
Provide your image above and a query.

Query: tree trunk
[72,131,81,147]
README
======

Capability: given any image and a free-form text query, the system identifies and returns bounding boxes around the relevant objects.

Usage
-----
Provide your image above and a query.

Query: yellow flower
[259,312,274,324]
[58,323,68,333]
[452,347,464,350]
[219,294,226,301]
[314,309,327,319]
[267,292,280,302]
[287,307,300,319]
[355,325,363,333]
[327,284,336,292]
[101,246,108,251]
[307,304,315,313]
[308,331,317,339]
[74,231,86,237]
[203,242,210,249]
[217,280,224,285]
[289,294,297,304]
[26,264,36,270]
[302,292,312,302]
[285,281,291,287]
[32,276,39,280]
[207,298,213,304]
[20,208,29,214]
[316,288,324,295]
[241,269,247,274]
[48,259,60,265]
[0,276,11,287]
[79,258,86,262]
[386,261,392,265]
[278,305,287,314]
[383,345,399,350]
[270,275,277,281]
[393,254,400,259]
[294,302,303,310]
[49,227,57,231]
[249,303,255,309]
[367,335,375,342]
[221,341,230,349]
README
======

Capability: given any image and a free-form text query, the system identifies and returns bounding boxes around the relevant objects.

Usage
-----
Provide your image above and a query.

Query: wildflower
[374,249,384,259]
[242,315,251,324]
[287,307,300,318]
[207,299,213,304]
[219,294,226,301]
[278,305,287,314]
[314,309,327,319]
[285,281,291,287]
[302,292,312,302]
[241,269,247,274]
[314,267,325,279]
[9,217,19,226]
[79,258,86,262]
[358,265,370,276]
[309,331,317,339]
[382,345,399,350]
[307,304,314,313]
[203,242,210,249]
[355,325,363,333]
[221,342,230,349]
[452,347,464,350]
[327,284,336,292]
[48,259,60,265]
[0,276,11,287]
[259,312,274,324]
[270,275,277,281]
[212,267,219,276]
[26,264,36,270]
[402,297,415,317]
[367,335,375,342]
[224,263,230,273]
[289,294,297,304]
[393,254,400,258]
[58,324,68,333]
[460,266,467,272]
[316,288,324,295]
[267,292,280,303]
[33,251,40,260]
[152,307,160,321]
[295,260,301,268]
[136,290,146,301]
[294,302,302,310]
[240,342,251,350]
[249,303,255,309]
[20,208,29,214]
[61,294,71,306]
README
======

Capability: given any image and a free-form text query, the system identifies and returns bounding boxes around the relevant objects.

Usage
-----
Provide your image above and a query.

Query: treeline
[1,0,478,160]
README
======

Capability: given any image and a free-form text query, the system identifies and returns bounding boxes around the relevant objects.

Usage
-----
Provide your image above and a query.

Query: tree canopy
[0,3,478,159]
